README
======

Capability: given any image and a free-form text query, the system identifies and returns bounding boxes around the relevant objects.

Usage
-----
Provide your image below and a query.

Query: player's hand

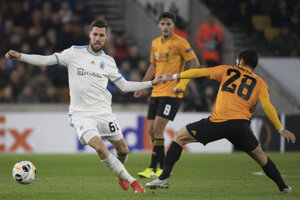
[151,75,162,86]
[174,87,184,94]
[5,50,21,60]
[134,90,148,98]
[134,91,143,98]
[162,74,174,83]
[279,129,296,143]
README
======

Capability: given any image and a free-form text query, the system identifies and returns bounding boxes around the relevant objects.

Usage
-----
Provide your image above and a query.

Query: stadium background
[0,0,299,153]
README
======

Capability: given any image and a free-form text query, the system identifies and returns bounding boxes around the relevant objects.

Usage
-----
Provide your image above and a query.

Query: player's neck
[161,33,173,43]
[240,65,253,71]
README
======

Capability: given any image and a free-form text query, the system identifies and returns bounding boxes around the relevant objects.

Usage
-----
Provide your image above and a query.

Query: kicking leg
[160,126,197,179]
[88,133,145,193]
[247,144,291,193]
[110,138,130,190]
[146,126,197,189]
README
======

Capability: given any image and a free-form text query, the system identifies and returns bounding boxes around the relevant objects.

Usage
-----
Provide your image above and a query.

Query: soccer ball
[12,161,36,184]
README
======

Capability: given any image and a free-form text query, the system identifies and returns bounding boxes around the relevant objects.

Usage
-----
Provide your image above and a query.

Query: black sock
[149,139,164,169]
[158,149,165,169]
[159,141,183,180]
[262,157,288,191]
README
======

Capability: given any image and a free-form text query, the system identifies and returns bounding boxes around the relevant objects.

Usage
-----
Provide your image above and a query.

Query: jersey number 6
[109,121,119,132]
[221,69,257,101]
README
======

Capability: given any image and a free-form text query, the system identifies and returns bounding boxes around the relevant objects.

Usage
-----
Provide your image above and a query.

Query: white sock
[101,153,135,184]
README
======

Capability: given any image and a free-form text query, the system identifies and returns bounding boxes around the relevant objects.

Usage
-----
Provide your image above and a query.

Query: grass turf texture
[0,153,299,200]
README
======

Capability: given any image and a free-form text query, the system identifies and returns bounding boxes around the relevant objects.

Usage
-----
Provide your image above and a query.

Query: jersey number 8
[163,104,171,116]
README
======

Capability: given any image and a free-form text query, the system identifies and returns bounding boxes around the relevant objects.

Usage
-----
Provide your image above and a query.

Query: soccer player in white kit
[5,19,160,193]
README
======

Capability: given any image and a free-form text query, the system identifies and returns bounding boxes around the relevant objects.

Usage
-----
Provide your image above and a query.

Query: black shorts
[186,118,259,152]
[147,97,181,121]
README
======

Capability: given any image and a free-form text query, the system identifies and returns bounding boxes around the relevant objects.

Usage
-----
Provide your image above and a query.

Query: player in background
[134,12,200,179]
[5,19,163,193]
[146,49,296,193]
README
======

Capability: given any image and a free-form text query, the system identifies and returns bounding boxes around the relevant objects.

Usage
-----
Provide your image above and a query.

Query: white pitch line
[252,171,300,178]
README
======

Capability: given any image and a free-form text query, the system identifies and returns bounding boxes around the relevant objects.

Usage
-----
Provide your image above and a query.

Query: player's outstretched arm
[5,50,57,66]
[173,57,200,93]
[114,75,162,93]
[260,98,296,143]
[162,68,210,83]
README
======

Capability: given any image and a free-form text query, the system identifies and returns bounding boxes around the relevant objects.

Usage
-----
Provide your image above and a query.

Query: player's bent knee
[248,145,268,166]
[111,138,129,156]
[117,146,129,156]
[174,127,190,146]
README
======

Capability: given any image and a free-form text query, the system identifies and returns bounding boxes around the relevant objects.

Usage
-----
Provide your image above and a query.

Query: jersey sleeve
[178,39,196,61]
[258,80,270,100]
[260,98,282,130]
[54,46,73,67]
[107,59,123,82]
[206,65,228,82]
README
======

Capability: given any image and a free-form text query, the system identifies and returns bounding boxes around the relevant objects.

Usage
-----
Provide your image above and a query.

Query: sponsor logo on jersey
[155,52,169,60]
[76,68,104,79]
[155,52,169,62]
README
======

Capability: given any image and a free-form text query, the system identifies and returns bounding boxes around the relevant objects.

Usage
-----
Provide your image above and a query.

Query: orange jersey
[150,34,196,98]
[207,65,269,122]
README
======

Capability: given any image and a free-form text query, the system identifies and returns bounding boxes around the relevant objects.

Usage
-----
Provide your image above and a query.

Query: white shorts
[69,113,123,145]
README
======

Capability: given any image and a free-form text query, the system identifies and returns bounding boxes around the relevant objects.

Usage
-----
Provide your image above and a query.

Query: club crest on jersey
[77,68,84,75]
[99,61,105,69]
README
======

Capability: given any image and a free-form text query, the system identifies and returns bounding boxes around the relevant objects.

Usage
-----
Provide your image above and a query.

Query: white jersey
[55,45,122,115]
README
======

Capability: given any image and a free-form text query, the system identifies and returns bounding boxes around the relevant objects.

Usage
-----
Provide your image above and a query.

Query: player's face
[89,27,108,53]
[158,18,174,38]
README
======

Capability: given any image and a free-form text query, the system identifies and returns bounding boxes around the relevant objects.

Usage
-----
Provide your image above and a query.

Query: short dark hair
[237,49,258,69]
[90,19,108,31]
[159,12,175,22]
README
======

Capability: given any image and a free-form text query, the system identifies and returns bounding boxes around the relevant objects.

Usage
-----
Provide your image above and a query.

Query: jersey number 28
[221,69,257,101]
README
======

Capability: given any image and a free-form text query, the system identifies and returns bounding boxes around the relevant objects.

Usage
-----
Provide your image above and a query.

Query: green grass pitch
[1,153,299,200]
